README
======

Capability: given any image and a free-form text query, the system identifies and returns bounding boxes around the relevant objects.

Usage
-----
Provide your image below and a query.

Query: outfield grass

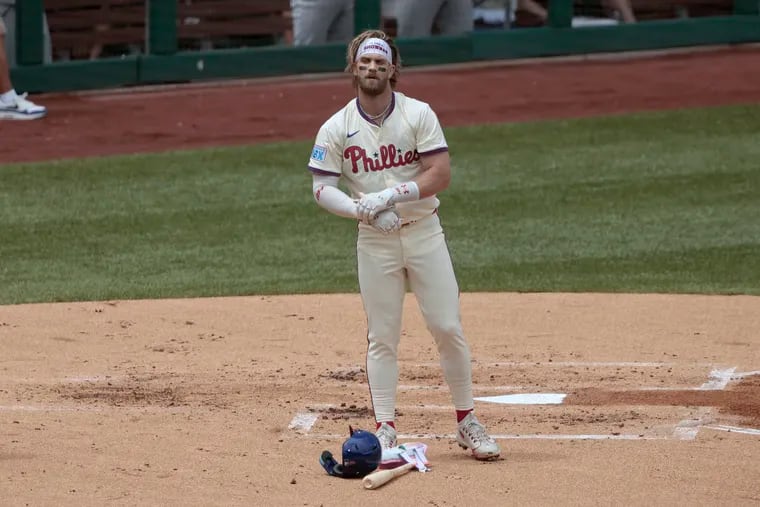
[1,104,758,304]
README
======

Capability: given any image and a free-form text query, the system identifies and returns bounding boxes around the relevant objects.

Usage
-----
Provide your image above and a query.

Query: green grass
[1,104,759,304]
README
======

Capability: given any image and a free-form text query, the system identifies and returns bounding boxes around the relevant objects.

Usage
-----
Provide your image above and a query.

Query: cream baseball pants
[357,212,474,423]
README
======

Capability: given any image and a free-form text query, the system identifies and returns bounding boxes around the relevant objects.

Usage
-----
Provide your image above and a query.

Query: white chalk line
[699,367,736,390]
[703,425,760,436]
[731,370,760,379]
[305,403,455,412]
[672,426,700,440]
[672,408,714,441]
[412,361,682,368]
[672,368,738,440]
[305,432,665,441]
[671,370,736,440]
[636,386,733,391]
[417,385,729,393]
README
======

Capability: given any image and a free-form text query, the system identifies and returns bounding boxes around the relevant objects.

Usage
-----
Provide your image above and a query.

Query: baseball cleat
[456,412,501,460]
[374,422,397,450]
[0,93,47,120]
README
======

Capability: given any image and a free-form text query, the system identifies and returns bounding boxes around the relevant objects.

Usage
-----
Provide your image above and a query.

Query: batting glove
[371,208,401,234]
[357,190,394,223]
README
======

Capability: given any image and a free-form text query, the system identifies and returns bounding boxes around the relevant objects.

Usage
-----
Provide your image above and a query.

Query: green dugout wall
[10,0,760,93]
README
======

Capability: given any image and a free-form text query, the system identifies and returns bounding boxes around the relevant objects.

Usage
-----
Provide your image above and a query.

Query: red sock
[376,421,395,430]
[456,409,473,423]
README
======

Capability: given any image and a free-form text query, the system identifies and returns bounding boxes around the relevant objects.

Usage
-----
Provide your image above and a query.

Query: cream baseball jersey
[308,91,448,222]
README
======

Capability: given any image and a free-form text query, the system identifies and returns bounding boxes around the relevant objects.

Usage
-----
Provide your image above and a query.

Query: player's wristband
[381,181,420,205]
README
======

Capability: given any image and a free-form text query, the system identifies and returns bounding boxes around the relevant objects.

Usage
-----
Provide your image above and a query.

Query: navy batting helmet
[319,426,382,478]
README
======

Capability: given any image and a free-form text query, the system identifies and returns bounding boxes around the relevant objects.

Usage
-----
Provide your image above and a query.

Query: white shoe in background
[0,92,47,120]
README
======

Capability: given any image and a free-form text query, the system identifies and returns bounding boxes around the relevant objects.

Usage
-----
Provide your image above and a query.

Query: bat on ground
[362,462,415,490]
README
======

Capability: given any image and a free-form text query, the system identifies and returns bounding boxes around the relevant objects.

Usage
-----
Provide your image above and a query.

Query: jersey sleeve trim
[309,165,341,176]
[419,146,449,157]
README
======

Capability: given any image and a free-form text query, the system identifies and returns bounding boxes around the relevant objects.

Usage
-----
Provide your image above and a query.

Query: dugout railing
[9,0,760,93]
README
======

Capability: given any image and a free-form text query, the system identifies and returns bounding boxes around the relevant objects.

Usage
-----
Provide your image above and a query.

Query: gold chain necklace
[366,100,392,121]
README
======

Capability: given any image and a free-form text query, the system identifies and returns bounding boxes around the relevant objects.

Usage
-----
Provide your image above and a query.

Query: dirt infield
[2,294,759,505]
[2,46,760,506]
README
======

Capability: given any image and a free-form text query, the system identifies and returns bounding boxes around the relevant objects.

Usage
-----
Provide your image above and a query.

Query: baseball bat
[362,462,415,490]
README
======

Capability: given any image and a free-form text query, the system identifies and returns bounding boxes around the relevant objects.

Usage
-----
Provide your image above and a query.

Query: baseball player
[0,4,46,120]
[307,29,500,460]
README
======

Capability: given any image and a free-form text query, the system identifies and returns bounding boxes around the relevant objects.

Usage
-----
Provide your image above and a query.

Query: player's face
[355,55,394,96]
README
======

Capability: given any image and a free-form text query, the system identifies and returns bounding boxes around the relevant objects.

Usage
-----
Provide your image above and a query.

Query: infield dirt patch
[2,293,760,505]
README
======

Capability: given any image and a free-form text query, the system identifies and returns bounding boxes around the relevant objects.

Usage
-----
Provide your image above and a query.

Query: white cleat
[375,422,397,450]
[456,412,501,461]
[0,92,47,120]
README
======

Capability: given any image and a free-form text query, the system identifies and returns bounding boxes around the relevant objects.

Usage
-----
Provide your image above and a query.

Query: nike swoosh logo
[347,130,360,138]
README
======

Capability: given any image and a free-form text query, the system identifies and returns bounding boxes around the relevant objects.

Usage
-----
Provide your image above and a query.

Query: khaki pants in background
[0,3,52,67]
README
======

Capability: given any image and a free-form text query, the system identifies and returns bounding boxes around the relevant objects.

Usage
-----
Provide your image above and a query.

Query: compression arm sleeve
[312,174,358,219]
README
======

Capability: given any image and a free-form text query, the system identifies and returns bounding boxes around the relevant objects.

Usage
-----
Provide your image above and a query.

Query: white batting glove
[357,190,394,223]
[371,208,401,234]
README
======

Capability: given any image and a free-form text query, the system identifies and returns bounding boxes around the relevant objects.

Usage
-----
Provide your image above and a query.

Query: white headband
[355,38,393,64]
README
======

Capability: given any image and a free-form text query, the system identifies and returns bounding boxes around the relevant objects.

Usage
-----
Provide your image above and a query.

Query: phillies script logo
[344,144,420,173]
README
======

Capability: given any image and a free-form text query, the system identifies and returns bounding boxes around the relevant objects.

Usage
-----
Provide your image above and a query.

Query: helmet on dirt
[341,427,382,476]
[319,426,382,478]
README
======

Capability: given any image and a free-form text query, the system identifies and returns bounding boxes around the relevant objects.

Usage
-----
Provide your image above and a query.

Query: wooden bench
[514,0,734,27]
[177,0,292,50]
[626,0,733,20]
[574,0,733,22]
[45,0,144,60]
[45,0,292,60]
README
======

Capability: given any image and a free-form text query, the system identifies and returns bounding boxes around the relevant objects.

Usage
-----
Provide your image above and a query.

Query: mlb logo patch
[311,144,327,162]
